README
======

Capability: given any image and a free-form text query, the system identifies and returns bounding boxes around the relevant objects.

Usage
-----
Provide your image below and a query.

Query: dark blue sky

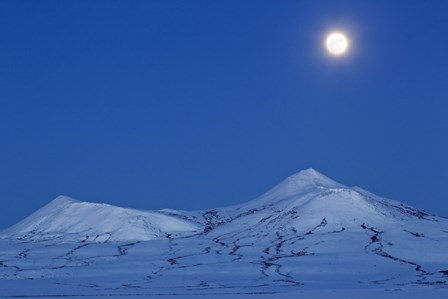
[1,0,447,228]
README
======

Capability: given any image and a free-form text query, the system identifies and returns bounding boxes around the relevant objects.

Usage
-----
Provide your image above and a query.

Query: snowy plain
[1,169,448,298]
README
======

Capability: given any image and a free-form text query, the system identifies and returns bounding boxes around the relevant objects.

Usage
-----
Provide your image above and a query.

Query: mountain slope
[0,168,448,298]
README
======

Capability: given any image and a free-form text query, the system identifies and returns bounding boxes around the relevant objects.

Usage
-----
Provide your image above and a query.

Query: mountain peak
[298,167,320,175]
[241,168,345,208]
[39,195,80,212]
[286,168,344,189]
[50,195,79,206]
[294,168,328,179]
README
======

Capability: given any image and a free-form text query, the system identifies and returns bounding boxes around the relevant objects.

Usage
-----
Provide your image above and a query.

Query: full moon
[326,32,348,56]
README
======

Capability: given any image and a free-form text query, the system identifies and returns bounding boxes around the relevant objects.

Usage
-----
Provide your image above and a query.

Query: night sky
[1,0,447,229]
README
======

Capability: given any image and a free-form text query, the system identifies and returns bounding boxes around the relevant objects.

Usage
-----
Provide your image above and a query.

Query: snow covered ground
[1,169,448,298]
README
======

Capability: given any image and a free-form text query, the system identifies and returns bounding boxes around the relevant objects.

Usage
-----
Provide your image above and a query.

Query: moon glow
[326,32,348,56]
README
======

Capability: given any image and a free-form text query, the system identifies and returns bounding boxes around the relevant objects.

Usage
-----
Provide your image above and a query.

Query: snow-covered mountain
[1,168,448,298]
[1,195,200,242]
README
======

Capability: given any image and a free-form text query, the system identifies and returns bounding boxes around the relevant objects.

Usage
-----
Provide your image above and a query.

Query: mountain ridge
[0,168,440,243]
[1,168,448,296]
